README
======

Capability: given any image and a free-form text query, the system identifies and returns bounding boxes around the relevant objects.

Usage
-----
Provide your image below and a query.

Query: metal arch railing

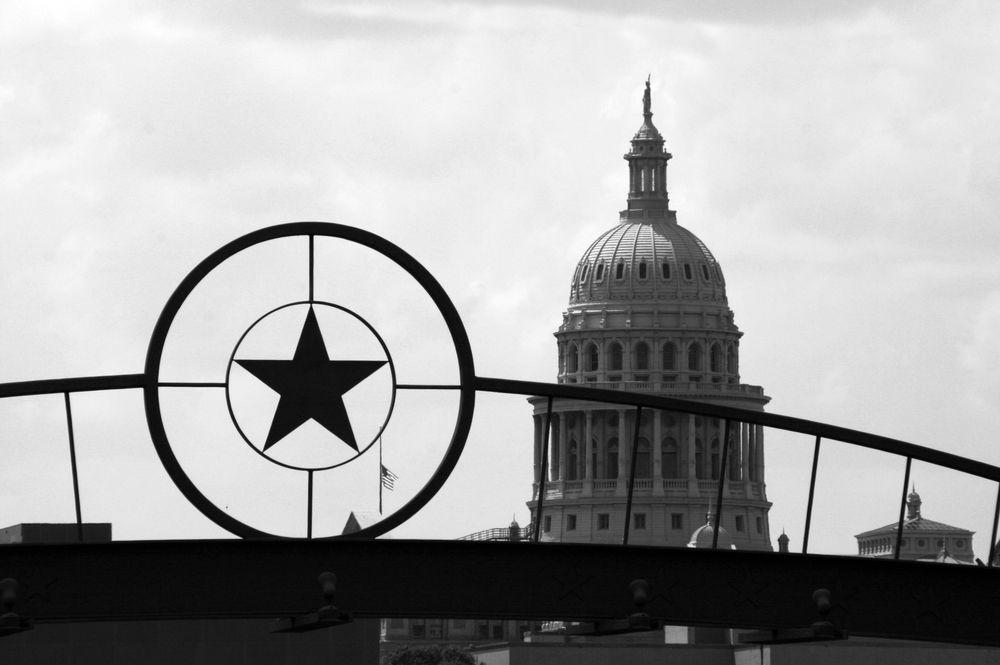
[4,370,999,566]
[472,376,1000,564]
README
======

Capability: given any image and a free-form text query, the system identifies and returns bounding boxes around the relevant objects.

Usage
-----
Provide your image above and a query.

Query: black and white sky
[2,0,999,553]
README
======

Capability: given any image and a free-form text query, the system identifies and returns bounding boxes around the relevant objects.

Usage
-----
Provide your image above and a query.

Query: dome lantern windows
[726,345,736,375]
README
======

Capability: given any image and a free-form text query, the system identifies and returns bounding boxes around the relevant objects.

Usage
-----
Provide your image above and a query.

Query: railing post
[711,419,732,550]
[622,406,643,545]
[894,457,912,560]
[989,483,1000,567]
[533,397,554,543]
[802,436,822,554]
[64,392,84,543]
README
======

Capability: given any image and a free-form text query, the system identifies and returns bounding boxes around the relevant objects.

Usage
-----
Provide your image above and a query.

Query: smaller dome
[688,512,736,550]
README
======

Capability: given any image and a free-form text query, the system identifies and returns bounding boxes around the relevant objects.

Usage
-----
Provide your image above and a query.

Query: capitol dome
[569,219,727,307]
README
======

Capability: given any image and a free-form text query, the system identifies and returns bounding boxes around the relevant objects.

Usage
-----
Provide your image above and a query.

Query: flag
[381,465,398,491]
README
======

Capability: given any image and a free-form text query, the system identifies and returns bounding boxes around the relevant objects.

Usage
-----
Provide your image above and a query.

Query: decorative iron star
[236,307,386,452]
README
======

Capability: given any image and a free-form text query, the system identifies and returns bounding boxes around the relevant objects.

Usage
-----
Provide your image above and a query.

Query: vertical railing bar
[533,397,554,543]
[712,419,732,550]
[64,392,84,543]
[308,234,315,302]
[622,406,643,546]
[894,456,912,560]
[802,436,822,554]
[988,483,1000,567]
[307,470,314,540]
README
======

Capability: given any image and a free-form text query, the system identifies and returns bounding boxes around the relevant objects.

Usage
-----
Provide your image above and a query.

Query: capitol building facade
[527,80,772,551]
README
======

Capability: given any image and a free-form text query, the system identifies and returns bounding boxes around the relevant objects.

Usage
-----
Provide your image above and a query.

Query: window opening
[596,263,605,281]
[598,514,610,530]
[662,342,676,370]
[568,344,579,373]
[634,514,647,529]
[615,261,625,280]
[587,344,599,372]
[610,343,623,370]
[710,345,721,373]
[683,263,693,280]
[567,515,577,531]
[662,262,671,279]
[606,439,619,478]
[543,516,551,532]
[671,514,683,530]
[688,343,702,371]
[638,261,647,279]
[663,438,679,478]
[735,515,745,531]
[636,439,651,478]
[702,264,711,281]
[636,343,649,370]
[580,264,589,282]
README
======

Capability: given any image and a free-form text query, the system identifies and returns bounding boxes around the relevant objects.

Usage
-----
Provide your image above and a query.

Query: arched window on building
[710,344,722,373]
[663,437,679,478]
[615,261,625,280]
[568,441,578,481]
[610,343,623,371]
[591,441,598,479]
[638,260,648,280]
[727,345,736,375]
[688,343,702,371]
[695,439,704,479]
[587,344,599,372]
[606,438,619,479]
[662,342,676,371]
[568,344,579,373]
[635,438,651,478]
[711,438,720,480]
[635,342,649,370]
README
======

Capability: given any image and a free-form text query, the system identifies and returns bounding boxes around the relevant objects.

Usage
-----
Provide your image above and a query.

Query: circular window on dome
[956,539,966,548]
[917,539,926,548]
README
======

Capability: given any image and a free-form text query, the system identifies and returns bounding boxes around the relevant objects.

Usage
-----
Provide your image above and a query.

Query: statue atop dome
[643,75,651,117]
